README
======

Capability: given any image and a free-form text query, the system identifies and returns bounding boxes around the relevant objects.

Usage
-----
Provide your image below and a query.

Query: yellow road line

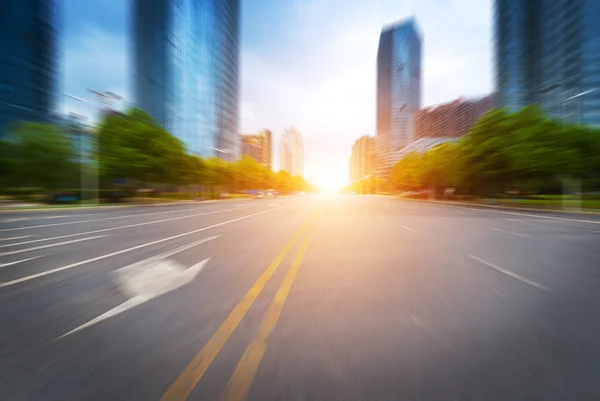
[222,212,321,401]
[160,207,320,401]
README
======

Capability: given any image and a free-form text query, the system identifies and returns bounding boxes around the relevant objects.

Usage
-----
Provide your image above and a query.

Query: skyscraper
[133,0,240,159]
[279,127,303,176]
[376,17,422,172]
[495,0,600,126]
[0,0,58,137]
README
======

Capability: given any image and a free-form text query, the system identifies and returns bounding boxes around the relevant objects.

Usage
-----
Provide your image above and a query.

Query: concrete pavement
[1,194,600,400]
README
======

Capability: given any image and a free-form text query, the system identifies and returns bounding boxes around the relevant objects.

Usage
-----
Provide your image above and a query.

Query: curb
[392,196,600,216]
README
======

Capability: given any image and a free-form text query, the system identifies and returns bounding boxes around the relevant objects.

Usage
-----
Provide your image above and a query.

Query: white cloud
[241,0,493,184]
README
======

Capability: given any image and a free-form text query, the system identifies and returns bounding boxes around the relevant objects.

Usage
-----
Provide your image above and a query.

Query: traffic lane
[0,201,255,233]
[0,198,317,400]
[246,195,600,400]
[392,200,600,300]
[376,198,600,301]
[0,203,276,287]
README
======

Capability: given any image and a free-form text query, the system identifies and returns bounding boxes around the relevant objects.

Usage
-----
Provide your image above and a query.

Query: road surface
[1,194,600,400]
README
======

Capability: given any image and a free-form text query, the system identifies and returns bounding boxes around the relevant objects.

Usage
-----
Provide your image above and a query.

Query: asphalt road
[2,194,600,400]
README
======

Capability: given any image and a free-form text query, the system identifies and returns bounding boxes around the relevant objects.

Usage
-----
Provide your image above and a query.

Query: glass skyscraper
[495,0,600,126]
[0,0,58,137]
[376,17,422,172]
[133,0,240,160]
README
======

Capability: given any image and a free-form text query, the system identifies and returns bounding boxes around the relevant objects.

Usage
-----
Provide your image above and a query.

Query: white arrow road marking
[0,255,46,268]
[57,257,210,339]
[0,235,107,256]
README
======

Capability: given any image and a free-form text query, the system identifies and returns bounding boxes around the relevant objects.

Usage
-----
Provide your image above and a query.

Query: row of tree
[389,106,600,196]
[0,108,315,196]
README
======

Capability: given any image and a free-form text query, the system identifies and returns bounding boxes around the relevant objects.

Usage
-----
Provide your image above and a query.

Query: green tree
[0,122,74,189]
[97,108,187,186]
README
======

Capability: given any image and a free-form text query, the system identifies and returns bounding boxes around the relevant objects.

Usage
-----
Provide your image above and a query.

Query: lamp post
[63,93,96,206]
[560,88,597,211]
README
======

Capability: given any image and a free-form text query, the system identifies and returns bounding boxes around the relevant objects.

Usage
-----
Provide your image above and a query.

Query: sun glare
[319,172,345,192]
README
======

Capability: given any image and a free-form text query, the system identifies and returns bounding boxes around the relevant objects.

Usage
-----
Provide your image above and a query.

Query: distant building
[279,127,303,176]
[396,137,457,159]
[0,0,59,137]
[349,136,375,183]
[240,129,272,169]
[494,0,600,126]
[415,95,494,140]
[133,0,240,159]
[376,17,422,173]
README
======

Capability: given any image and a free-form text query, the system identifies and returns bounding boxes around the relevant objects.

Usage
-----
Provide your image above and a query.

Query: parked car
[255,192,265,199]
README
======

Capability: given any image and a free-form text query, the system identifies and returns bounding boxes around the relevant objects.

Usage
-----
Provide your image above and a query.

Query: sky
[61,0,493,189]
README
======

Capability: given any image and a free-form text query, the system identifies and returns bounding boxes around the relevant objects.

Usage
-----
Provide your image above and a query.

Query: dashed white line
[0,206,248,246]
[0,235,107,256]
[401,225,417,233]
[0,236,32,242]
[505,218,529,224]
[490,227,531,238]
[0,205,247,232]
[467,255,550,291]
[0,206,285,288]
[0,255,46,268]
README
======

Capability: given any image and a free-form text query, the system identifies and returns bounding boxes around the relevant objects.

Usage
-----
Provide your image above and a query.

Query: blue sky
[61,0,492,187]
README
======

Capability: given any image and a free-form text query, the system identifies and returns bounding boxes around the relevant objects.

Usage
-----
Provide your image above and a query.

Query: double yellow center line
[161,207,322,401]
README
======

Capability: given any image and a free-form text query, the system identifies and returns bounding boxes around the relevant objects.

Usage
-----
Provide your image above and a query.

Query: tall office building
[279,127,303,176]
[133,0,240,160]
[495,0,600,126]
[239,129,272,169]
[376,17,422,173]
[0,0,58,137]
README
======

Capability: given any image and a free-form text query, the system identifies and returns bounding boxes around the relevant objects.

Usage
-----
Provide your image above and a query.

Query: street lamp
[63,93,97,206]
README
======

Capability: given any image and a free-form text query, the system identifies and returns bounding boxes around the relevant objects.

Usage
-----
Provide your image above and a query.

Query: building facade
[279,127,303,176]
[495,0,600,126]
[376,17,422,172]
[133,0,240,159]
[349,136,375,183]
[415,95,494,140]
[239,129,272,169]
[0,0,58,137]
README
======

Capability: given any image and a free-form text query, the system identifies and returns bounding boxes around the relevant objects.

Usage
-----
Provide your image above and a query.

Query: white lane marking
[585,230,600,234]
[410,313,422,326]
[401,225,417,233]
[453,205,600,225]
[467,255,550,291]
[0,235,107,256]
[0,255,46,268]
[57,239,215,339]
[0,204,247,232]
[490,227,531,238]
[2,218,30,222]
[0,206,248,247]
[0,206,285,288]
[0,236,32,242]
[506,218,528,223]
